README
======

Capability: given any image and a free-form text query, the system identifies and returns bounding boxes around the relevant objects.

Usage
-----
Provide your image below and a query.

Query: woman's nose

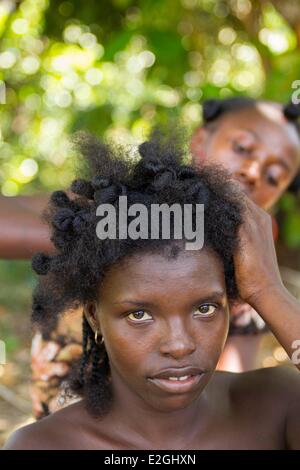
[159,322,196,359]
[236,160,261,187]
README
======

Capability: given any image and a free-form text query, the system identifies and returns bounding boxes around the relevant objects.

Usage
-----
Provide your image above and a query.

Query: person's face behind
[191,103,300,210]
[88,248,229,413]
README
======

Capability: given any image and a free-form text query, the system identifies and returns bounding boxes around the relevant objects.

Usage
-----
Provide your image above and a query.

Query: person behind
[190,97,300,371]
[3,132,300,450]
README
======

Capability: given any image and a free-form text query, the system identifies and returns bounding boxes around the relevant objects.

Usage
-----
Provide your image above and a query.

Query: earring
[94,330,104,345]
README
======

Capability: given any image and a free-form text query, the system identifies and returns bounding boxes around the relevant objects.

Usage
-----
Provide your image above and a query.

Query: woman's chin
[145,384,209,413]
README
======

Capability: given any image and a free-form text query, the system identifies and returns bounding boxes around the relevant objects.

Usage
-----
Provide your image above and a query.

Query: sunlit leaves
[0,0,298,245]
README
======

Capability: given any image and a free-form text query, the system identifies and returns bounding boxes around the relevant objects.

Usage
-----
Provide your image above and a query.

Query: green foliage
[0,0,299,245]
[0,260,35,312]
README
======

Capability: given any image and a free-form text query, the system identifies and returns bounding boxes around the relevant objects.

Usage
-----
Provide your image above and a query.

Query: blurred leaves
[0,0,299,244]
[0,260,34,312]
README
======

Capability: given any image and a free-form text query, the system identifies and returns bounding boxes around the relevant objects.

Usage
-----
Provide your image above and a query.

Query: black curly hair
[202,97,300,193]
[31,130,243,418]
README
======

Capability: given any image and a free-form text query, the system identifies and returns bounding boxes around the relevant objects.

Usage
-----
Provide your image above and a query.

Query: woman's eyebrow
[112,300,154,307]
[241,129,293,172]
[241,128,259,139]
[192,290,227,303]
[112,291,226,307]
[267,156,292,173]
[277,159,291,172]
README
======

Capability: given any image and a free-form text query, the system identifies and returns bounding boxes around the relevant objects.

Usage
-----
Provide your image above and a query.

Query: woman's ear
[190,127,209,166]
[84,302,102,335]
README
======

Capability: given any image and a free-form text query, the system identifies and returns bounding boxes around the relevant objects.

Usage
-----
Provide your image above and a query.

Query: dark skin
[3,197,300,450]
[191,102,300,210]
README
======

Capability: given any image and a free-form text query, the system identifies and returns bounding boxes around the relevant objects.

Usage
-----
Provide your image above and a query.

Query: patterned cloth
[31,309,82,419]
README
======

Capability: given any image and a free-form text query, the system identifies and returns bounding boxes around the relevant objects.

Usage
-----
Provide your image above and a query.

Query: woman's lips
[147,373,205,394]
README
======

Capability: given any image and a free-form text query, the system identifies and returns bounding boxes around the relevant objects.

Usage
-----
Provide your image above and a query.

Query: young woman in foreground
[1,97,300,417]
[4,133,300,450]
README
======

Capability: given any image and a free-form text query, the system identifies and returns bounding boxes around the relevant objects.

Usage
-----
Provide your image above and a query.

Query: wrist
[245,281,288,312]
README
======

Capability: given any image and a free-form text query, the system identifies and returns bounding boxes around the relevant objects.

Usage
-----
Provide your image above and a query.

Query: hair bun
[152,168,177,191]
[138,140,171,166]
[50,191,71,207]
[178,166,197,180]
[72,210,91,233]
[94,183,127,205]
[70,179,94,199]
[283,102,300,121]
[91,176,111,190]
[53,207,76,231]
[32,252,52,275]
[138,141,158,160]
[202,99,223,122]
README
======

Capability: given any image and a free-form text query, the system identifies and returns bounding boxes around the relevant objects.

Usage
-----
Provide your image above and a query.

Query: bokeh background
[0,0,300,446]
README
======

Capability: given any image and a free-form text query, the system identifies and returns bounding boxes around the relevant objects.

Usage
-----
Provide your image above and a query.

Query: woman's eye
[127,310,152,322]
[266,170,281,187]
[266,174,279,187]
[232,141,249,155]
[194,304,217,317]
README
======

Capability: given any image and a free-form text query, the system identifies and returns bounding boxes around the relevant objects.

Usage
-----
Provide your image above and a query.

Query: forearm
[0,195,54,258]
[251,285,300,372]
[0,218,53,258]
[15,193,51,214]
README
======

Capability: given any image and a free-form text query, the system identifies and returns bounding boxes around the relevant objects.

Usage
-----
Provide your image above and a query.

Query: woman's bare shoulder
[231,365,299,391]
[3,400,87,450]
[213,366,300,410]
[224,365,300,414]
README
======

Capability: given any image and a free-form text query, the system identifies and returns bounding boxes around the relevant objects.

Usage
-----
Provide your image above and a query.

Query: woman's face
[191,103,300,210]
[88,248,229,413]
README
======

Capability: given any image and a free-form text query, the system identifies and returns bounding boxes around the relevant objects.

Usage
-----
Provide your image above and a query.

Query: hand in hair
[233,195,300,370]
[233,196,282,304]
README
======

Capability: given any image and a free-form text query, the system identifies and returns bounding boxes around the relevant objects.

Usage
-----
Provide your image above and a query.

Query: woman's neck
[106,380,212,448]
